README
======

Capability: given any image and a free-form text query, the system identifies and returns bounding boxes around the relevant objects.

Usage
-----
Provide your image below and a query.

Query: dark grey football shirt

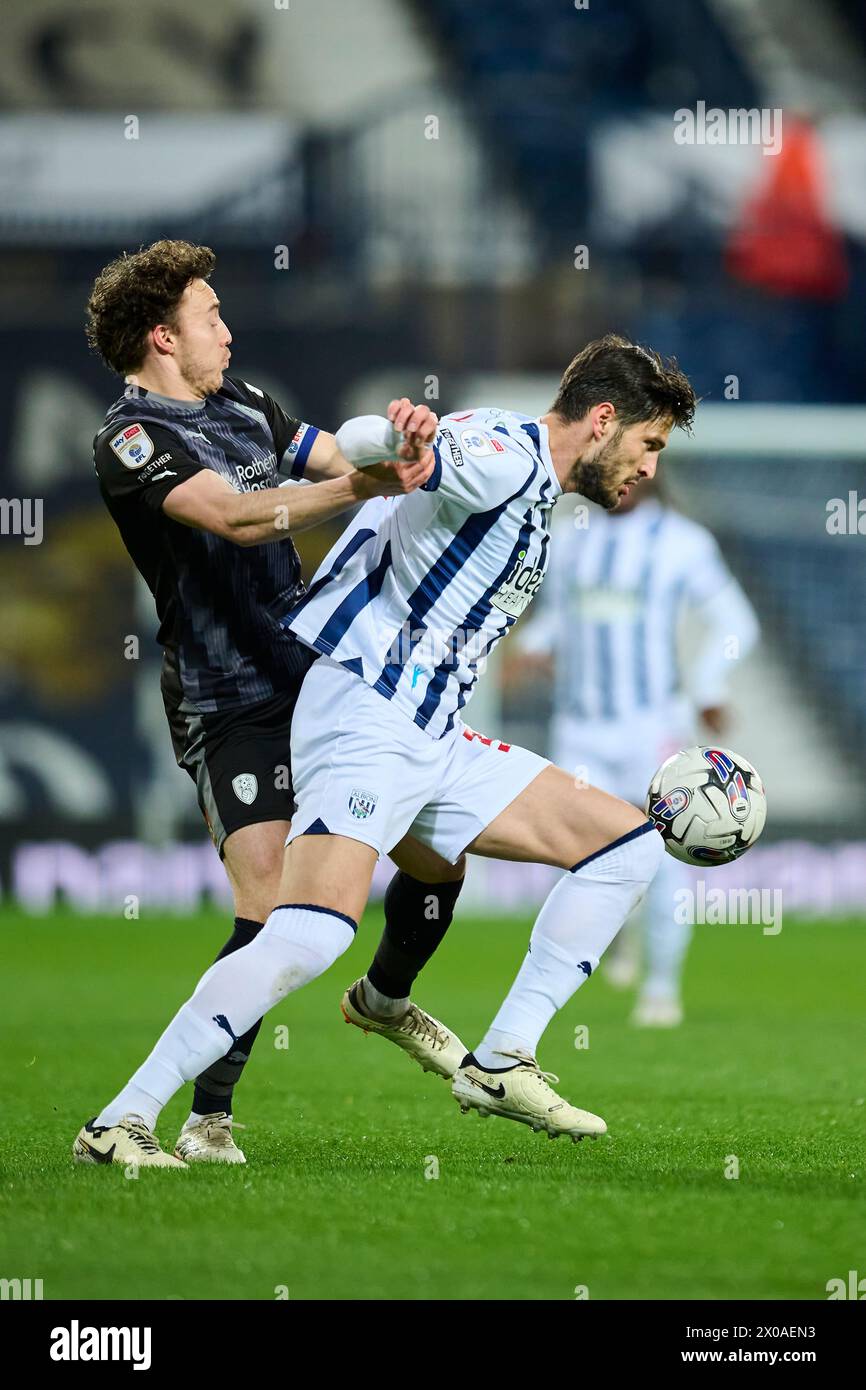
[94,376,319,712]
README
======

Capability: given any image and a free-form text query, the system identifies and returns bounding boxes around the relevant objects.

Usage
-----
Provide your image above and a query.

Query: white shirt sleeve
[681,528,761,707]
[429,420,542,513]
[334,415,400,468]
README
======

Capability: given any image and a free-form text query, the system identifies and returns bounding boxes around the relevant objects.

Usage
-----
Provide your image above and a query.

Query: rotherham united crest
[348,788,378,820]
[232,773,259,806]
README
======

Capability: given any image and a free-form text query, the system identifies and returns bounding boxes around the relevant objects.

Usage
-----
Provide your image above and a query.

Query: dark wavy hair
[85,239,216,375]
[552,333,696,433]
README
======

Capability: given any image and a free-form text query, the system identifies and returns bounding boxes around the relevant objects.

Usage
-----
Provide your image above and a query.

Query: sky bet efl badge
[109,423,154,469]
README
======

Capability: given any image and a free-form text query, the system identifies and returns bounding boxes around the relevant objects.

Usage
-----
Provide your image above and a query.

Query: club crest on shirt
[109,423,154,470]
[232,773,259,806]
[348,788,378,820]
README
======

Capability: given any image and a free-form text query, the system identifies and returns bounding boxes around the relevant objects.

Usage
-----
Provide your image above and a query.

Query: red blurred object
[725,118,848,299]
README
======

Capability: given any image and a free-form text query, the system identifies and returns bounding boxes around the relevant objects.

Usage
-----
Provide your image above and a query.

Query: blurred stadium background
[1,0,866,917]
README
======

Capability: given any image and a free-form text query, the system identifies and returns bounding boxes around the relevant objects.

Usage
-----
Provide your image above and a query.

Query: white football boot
[174,1112,246,1165]
[340,979,467,1079]
[452,1050,607,1142]
[73,1115,187,1168]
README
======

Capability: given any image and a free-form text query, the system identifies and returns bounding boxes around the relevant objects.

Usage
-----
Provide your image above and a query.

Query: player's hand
[353,451,435,498]
[387,398,438,461]
[700,705,729,735]
[349,399,437,498]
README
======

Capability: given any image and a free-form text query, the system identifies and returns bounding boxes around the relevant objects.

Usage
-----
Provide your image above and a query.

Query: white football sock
[473,825,665,1069]
[96,905,356,1130]
[641,852,692,998]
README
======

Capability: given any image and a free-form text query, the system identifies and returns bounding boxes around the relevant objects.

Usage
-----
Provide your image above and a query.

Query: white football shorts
[287,656,549,863]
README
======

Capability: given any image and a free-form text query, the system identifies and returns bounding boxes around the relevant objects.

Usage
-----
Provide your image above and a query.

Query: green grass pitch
[1,903,864,1301]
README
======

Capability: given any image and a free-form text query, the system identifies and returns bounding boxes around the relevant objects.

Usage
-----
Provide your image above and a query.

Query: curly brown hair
[552,333,696,433]
[85,239,216,375]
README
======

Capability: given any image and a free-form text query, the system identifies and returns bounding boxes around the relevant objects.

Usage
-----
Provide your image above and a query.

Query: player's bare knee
[226,841,285,921]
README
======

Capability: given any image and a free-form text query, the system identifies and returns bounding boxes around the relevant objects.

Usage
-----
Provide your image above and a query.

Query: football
[645,746,767,865]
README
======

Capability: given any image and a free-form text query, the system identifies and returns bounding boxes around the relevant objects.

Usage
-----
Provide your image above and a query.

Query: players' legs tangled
[354,836,465,1020]
[339,836,470,1078]
[78,677,662,1160]
[89,833,376,1138]
[79,824,470,1162]
[222,820,288,924]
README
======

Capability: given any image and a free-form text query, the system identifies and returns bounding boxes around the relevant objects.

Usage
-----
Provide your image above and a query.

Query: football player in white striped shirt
[85,335,699,1152]
[515,482,760,1025]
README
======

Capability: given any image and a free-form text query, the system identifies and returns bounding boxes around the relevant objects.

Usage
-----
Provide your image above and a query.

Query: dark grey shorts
[163,665,307,857]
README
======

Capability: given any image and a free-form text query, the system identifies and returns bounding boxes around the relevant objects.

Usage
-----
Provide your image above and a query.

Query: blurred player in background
[511,480,760,1025]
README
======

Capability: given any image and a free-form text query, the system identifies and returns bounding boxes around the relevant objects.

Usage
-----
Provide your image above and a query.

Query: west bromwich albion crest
[348,788,378,820]
[232,773,259,806]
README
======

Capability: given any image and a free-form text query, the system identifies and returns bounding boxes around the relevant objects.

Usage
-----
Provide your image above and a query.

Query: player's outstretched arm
[162,450,433,545]
[303,399,438,482]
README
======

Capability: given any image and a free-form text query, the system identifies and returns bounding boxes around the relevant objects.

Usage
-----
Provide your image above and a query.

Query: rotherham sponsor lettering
[234,455,277,490]
[49,1320,152,1370]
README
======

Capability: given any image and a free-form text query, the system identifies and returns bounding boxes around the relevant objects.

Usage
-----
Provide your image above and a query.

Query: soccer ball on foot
[645,746,767,865]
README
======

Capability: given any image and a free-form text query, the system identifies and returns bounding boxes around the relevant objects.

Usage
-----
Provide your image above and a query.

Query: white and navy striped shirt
[284,408,561,739]
[518,499,760,720]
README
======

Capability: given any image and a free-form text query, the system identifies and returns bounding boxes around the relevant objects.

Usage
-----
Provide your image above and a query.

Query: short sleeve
[424,419,540,512]
[94,421,205,513]
[680,525,735,606]
[242,382,319,481]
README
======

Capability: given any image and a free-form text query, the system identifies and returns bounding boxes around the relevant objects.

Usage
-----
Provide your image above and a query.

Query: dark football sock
[366,872,464,1000]
[192,916,264,1116]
